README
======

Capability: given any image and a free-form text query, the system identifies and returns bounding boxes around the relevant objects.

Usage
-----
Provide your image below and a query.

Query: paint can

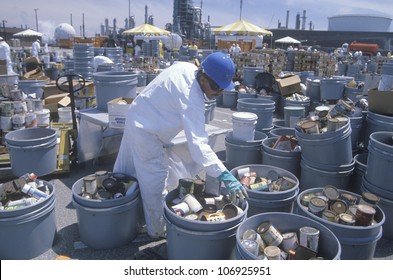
[355,204,376,226]
[0,101,14,117]
[322,210,337,222]
[330,199,348,215]
[0,116,12,130]
[11,114,25,130]
[12,101,27,114]
[192,179,205,198]
[299,226,319,253]
[25,112,37,128]
[83,175,97,195]
[257,221,283,247]
[95,170,109,188]
[181,194,203,213]
[264,245,281,260]
[359,192,380,209]
[308,197,327,217]
[171,202,190,216]
[280,232,299,253]
[241,239,259,256]
[300,120,319,134]
[178,178,194,199]
[336,213,356,226]
[222,203,243,219]
[10,89,23,101]
[200,212,226,222]
[36,109,50,127]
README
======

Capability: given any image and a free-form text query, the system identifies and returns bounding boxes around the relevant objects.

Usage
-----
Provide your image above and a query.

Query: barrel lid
[232,111,258,121]
[330,199,348,214]
[323,185,339,201]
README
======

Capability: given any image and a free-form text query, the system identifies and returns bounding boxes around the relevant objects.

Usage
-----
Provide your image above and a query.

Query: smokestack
[286,10,289,28]
[295,13,300,29]
[145,5,148,24]
[70,14,73,26]
[301,10,307,30]
[82,13,85,37]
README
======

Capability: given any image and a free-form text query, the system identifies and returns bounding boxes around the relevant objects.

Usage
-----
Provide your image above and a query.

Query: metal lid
[257,221,272,234]
[357,204,376,215]
[96,189,112,200]
[361,192,380,204]
[95,170,108,176]
[322,210,336,220]
[102,177,117,190]
[330,199,348,214]
[323,185,339,201]
[282,232,296,240]
[299,226,320,236]
[340,193,357,204]
[184,214,199,220]
[310,197,326,208]
[83,175,96,182]
[301,121,317,129]
[338,213,355,225]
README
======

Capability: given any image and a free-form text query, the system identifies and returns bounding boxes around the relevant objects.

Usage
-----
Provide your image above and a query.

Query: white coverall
[31,40,41,57]
[113,62,227,237]
[0,39,14,74]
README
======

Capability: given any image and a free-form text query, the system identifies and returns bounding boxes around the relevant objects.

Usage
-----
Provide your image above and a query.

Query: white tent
[13,29,43,37]
[275,36,301,44]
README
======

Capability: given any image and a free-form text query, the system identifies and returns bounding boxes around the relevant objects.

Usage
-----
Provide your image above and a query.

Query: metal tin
[299,226,319,253]
[242,229,265,252]
[178,178,194,199]
[323,185,339,201]
[184,213,199,221]
[301,120,319,134]
[200,212,226,222]
[182,194,203,213]
[202,197,215,205]
[192,179,205,198]
[330,199,348,214]
[355,204,376,226]
[322,210,337,222]
[249,181,269,191]
[359,192,380,208]
[222,203,243,219]
[264,246,281,260]
[95,170,109,188]
[337,213,356,226]
[102,177,117,192]
[171,202,190,216]
[301,193,315,207]
[327,117,341,132]
[83,175,97,195]
[280,232,299,253]
[202,203,217,213]
[241,239,259,256]
[309,197,327,217]
[340,193,358,207]
[257,221,283,247]
[96,189,112,200]
[112,172,127,182]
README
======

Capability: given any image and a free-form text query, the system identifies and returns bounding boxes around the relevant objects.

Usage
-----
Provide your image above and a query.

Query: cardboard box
[276,75,302,96]
[43,81,66,98]
[368,88,393,116]
[0,59,7,75]
[107,97,133,129]
[43,93,71,113]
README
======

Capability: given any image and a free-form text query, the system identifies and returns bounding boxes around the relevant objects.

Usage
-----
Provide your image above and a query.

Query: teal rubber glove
[217,170,248,208]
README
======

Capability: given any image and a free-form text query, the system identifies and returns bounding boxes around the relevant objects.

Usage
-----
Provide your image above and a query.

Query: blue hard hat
[201,52,235,90]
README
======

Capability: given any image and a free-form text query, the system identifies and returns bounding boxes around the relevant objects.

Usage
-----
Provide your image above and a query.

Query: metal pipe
[34,9,39,32]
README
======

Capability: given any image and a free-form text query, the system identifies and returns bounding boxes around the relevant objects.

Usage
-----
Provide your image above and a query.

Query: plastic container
[222,90,238,108]
[350,115,364,150]
[5,128,58,176]
[72,188,140,249]
[300,157,355,192]
[235,212,341,260]
[242,67,265,88]
[365,132,393,191]
[305,77,321,101]
[365,111,393,149]
[262,137,301,179]
[320,78,346,100]
[231,112,258,141]
[295,120,353,166]
[268,127,296,138]
[225,131,267,171]
[294,188,385,259]
[0,181,56,259]
[93,71,138,112]
[350,153,368,195]
[237,98,275,130]
[18,79,47,99]
[164,189,248,260]
[230,164,299,216]
[284,106,305,128]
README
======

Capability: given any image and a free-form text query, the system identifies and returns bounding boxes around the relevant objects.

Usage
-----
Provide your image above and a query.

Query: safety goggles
[206,74,223,92]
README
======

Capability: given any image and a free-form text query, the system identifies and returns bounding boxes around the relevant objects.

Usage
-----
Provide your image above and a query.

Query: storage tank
[54,23,76,40]
[328,14,392,32]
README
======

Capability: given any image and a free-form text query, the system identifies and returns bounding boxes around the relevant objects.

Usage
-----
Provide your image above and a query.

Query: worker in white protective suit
[0,37,15,74]
[114,52,248,238]
[31,39,41,57]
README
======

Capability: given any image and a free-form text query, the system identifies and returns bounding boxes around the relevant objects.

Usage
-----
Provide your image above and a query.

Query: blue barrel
[237,98,275,130]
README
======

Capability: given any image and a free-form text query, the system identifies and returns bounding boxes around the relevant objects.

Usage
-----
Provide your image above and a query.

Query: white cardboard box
[107,97,133,129]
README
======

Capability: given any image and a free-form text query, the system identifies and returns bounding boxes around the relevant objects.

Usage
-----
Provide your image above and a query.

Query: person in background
[113,52,248,238]
[31,38,41,57]
[0,37,15,74]
[234,44,241,54]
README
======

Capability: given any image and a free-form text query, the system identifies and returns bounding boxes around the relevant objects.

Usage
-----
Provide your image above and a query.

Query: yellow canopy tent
[122,23,170,36]
[213,20,272,51]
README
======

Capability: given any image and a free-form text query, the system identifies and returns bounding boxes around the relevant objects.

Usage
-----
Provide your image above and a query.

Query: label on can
[257,222,283,247]
[355,204,376,226]
[299,226,319,253]
[200,212,226,222]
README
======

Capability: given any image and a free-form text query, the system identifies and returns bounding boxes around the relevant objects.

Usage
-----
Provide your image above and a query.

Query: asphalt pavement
[1,105,392,260]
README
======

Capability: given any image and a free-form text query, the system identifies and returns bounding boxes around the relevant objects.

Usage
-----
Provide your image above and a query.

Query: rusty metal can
[299,226,319,253]
[192,179,205,198]
[355,204,376,226]
[257,221,283,247]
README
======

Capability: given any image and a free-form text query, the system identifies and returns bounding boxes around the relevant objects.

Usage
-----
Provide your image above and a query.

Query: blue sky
[1,0,391,38]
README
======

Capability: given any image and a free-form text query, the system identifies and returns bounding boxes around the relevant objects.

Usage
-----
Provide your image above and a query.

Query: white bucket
[232,112,258,141]
[377,74,393,91]
[36,109,50,127]
[58,107,72,123]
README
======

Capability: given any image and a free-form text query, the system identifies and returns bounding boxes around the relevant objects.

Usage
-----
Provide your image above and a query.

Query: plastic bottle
[21,184,48,199]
